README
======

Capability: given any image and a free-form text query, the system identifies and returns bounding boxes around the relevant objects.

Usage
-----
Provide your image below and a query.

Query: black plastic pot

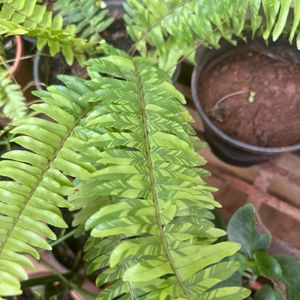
[33,50,84,90]
[104,0,133,52]
[191,38,300,166]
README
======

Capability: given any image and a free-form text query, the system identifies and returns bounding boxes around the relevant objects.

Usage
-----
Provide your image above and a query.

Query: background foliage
[54,0,113,43]
[0,0,110,64]
[125,0,300,70]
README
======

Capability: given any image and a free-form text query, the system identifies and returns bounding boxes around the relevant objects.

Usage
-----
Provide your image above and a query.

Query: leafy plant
[0,0,104,64]
[227,204,300,300]
[125,0,300,70]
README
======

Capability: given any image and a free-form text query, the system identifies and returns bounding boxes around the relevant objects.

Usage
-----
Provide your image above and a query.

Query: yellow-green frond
[72,55,250,299]
[0,75,96,298]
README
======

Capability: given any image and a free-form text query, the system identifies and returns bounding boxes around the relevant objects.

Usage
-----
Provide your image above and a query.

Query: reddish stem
[251,281,263,291]
[9,35,23,77]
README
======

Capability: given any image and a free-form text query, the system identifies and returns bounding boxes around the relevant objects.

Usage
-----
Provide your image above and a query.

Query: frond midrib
[0,105,92,255]
[133,60,191,299]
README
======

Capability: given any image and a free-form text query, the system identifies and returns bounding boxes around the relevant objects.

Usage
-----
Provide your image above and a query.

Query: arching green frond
[72,55,250,299]
[0,75,96,298]
[0,67,26,121]
[54,0,113,43]
[124,0,297,70]
[0,0,101,64]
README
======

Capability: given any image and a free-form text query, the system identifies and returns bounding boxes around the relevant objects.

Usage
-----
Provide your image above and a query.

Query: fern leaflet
[54,0,113,43]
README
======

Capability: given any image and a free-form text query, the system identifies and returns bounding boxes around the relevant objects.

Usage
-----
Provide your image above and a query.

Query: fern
[54,0,113,43]
[124,0,299,70]
[0,75,96,298]
[0,0,102,64]
[0,67,26,121]
[0,53,251,298]
[71,55,251,299]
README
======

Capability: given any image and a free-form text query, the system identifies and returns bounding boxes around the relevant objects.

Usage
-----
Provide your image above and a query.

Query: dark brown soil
[39,52,88,86]
[199,46,300,147]
[101,1,133,52]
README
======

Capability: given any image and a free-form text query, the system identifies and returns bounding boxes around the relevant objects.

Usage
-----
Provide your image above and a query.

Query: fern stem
[50,229,77,247]
[0,105,93,256]
[21,272,73,289]
[133,61,192,299]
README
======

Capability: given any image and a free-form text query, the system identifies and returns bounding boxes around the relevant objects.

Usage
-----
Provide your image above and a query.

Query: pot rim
[33,50,44,91]
[191,40,300,154]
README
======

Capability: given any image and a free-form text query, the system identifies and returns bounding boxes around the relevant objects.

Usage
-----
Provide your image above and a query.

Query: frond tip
[72,55,251,299]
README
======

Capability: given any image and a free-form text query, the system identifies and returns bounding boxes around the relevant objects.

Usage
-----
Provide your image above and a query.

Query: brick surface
[176,62,300,256]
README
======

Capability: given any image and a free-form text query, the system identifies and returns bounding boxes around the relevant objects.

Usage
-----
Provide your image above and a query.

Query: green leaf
[289,0,300,43]
[262,0,281,39]
[230,252,249,272]
[254,285,278,300]
[253,251,282,278]
[227,204,271,258]
[273,254,300,300]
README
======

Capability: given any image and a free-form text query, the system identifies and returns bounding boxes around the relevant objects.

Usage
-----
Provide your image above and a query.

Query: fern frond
[72,55,251,299]
[0,75,96,298]
[125,0,297,70]
[0,67,26,121]
[54,0,113,43]
[0,0,101,64]
[124,0,244,69]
